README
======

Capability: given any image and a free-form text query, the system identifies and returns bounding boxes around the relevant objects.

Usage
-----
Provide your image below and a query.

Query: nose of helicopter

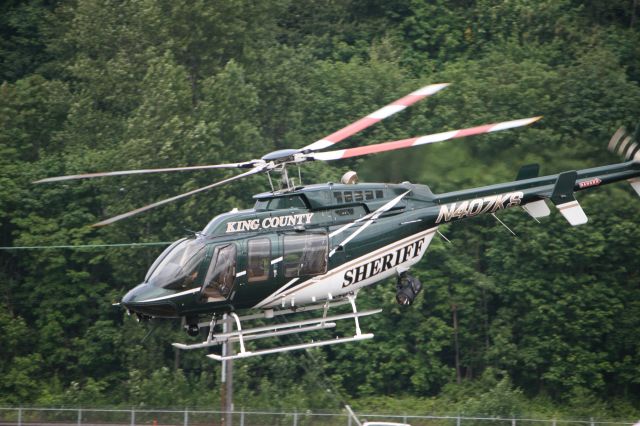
[121,283,179,317]
[121,283,150,305]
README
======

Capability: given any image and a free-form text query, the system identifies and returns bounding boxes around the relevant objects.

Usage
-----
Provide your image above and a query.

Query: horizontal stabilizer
[523,199,551,218]
[556,200,588,226]
[629,177,640,196]
[550,171,588,226]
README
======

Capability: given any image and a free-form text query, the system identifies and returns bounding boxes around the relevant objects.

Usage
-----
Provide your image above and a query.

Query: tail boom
[430,161,640,226]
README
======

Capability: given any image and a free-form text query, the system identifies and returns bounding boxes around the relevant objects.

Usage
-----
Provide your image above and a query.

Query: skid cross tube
[348,294,362,336]
[230,312,246,354]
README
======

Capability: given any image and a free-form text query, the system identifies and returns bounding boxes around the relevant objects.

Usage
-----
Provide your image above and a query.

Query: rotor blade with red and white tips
[301,83,450,152]
[91,164,268,227]
[309,116,542,161]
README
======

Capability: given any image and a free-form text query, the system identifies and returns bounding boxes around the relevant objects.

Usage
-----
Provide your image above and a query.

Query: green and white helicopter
[36,84,640,361]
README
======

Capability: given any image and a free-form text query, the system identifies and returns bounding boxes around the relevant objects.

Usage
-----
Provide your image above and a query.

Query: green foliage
[1,0,640,417]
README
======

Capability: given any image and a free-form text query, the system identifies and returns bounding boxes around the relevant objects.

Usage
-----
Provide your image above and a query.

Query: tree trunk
[452,304,461,384]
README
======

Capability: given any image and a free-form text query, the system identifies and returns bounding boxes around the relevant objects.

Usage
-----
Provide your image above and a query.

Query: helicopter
[35,84,640,361]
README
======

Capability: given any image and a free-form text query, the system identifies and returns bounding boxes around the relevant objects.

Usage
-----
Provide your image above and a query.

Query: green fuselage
[120,160,640,321]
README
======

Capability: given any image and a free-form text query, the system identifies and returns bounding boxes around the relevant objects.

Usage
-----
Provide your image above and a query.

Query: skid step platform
[172,294,380,361]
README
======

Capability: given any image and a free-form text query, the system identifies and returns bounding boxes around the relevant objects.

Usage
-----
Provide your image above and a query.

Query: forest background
[1,0,640,420]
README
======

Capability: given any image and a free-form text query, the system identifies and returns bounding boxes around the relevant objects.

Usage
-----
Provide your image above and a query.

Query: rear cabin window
[283,233,328,278]
[247,238,270,282]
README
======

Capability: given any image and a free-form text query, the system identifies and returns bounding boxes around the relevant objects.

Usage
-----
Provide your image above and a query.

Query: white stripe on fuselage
[329,190,410,257]
[142,287,201,303]
[254,227,437,309]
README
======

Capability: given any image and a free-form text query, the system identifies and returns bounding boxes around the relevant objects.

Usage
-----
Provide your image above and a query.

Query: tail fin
[608,125,640,161]
[550,171,588,226]
[515,164,552,219]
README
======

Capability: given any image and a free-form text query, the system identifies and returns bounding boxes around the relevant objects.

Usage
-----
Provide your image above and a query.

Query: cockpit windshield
[145,238,207,290]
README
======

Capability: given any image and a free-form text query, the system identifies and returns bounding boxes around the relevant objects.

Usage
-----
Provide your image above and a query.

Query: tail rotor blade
[91,165,267,227]
[310,116,542,161]
[34,161,259,184]
[301,83,449,152]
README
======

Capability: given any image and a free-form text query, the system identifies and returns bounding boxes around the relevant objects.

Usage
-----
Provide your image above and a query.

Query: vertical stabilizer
[629,177,640,196]
[516,163,551,219]
[550,171,588,226]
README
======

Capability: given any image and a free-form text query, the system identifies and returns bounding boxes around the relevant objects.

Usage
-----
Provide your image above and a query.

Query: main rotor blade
[309,116,542,161]
[91,165,267,227]
[301,83,450,152]
[34,161,258,184]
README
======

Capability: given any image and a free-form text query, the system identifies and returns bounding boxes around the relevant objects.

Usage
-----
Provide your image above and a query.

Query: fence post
[293,411,298,426]
[552,419,556,426]
[457,415,461,426]
[403,414,408,424]
[590,418,594,426]
[512,417,516,426]
[131,408,135,426]
[184,409,188,426]
[17,407,22,426]
[77,408,82,426]
[240,410,244,426]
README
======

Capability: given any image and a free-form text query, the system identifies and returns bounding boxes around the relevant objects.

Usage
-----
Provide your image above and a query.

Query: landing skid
[172,294,380,361]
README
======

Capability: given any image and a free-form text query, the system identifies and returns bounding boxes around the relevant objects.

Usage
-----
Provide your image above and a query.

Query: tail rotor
[608,124,640,161]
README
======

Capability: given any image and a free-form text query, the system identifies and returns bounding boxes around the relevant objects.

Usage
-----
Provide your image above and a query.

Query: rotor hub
[261,149,300,163]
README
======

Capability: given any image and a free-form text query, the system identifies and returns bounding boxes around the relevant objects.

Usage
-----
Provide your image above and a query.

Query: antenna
[491,213,517,236]
[437,230,452,243]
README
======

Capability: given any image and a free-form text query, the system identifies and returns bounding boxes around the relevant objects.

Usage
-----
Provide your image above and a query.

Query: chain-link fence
[0,407,636,426]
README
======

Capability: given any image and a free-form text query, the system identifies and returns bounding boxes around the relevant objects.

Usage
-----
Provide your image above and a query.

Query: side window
[283,233,328,278]
[364,190,374,201]
[343,191,353,202]
[248,238,270,282]
[204,244,236,297]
